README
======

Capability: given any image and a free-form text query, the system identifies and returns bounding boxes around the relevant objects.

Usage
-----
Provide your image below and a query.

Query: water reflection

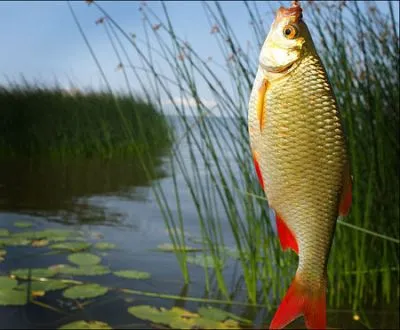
[0,154,168,223]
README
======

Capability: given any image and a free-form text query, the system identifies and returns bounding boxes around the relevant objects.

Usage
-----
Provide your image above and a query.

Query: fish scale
[258,52,347,279]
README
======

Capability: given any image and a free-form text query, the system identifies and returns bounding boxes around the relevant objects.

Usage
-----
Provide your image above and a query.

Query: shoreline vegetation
[0,82,173,160]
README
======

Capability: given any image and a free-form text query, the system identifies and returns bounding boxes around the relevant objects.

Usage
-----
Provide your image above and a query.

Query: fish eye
[283,24,298,39]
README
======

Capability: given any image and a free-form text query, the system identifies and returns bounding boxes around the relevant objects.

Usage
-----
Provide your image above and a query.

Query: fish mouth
[261,62,295,74]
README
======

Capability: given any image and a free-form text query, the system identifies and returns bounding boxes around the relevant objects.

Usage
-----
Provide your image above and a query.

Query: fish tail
[269,274,326,330]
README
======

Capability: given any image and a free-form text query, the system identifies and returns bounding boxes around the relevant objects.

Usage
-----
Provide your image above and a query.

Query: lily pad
[0,276,17,290]
[11,268,57,279]
[18,279,70,292]
[128,305,172,325]
[59,320,112,329]
[198,306,251,324]
[127,305,241,329]
[32,239,49,247]
[43,229,81,236]
[57,265,110,276]
[186,255,224,269]
[0,289,28,306]
[12,231,46,240]
[113,270,151,280]
[155,243,202,253]
[14,221,33,228]
[51,242,91,252]
[94,242,116,250]
[0,228,10,236]
[0,237,31,246]
[68,253,101,266]
[63,284,108,299]
[51,236,70,242]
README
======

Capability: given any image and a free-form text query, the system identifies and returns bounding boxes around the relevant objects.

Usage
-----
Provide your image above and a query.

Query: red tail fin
[269,275,326,330]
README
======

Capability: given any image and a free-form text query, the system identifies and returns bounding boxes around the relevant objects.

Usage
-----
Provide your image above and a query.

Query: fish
[247,1,352,329]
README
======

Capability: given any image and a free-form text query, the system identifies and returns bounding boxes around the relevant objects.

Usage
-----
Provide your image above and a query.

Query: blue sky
[0,1,398,115]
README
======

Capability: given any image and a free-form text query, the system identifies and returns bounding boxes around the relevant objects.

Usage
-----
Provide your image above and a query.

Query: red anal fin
[339,162,352,216]
[276,213,298,255]
[252,151,265,190]
[257,78,269,131]
[269,275,326,330]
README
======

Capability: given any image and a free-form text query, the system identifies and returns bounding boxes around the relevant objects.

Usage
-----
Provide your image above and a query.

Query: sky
[0,1,398,116]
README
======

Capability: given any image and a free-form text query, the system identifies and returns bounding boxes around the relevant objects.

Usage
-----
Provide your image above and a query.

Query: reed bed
[81,0,399,319]
[0,82,172,159]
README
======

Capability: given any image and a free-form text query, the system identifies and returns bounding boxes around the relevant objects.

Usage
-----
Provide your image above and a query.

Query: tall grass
[83,0,399,318]
[0,82,172,159]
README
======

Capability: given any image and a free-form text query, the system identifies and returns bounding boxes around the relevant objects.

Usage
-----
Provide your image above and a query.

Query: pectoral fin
[257,78,269,131]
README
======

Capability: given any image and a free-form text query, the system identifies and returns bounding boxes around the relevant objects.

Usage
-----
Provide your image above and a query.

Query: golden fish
[248,1,352,329]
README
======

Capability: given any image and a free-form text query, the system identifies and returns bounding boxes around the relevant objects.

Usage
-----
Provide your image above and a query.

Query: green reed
[84,0,399,316]
[0,82,172,159]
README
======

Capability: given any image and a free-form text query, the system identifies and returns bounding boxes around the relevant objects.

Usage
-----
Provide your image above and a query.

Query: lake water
[0,115,398,329]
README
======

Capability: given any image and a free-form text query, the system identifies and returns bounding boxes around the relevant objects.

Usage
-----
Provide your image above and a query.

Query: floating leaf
[198,307,251,324]
[127,305,241,329]
[11,268,57,279]
[113,270,151,280]
[0,289,28,306]
[155,243,202,253]
[32,290,45,297]
[51,236,69,242]
[63,284,108,299]
[12,231,46,240]
[0,228,10,236]
[42,229,82,238]
[32,239,49,247]
[0,276,17,290]
[51,242,91,252]
[186,255,224,269]
[18,279,69,292]
[0,237,31,246]
[57,265,110,276]
[128,305,170,324]
[14,221,33,228]
[94,242,116,250]
[0,249,6,257]
[68,253,101,266]
[58,320,112,329]
[12,229,78,240]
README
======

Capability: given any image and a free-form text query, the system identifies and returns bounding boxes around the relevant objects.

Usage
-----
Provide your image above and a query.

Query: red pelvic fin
[252,151,265,190]
[269,275,327,330]
[339,162,352,216]
[276,213,298,254]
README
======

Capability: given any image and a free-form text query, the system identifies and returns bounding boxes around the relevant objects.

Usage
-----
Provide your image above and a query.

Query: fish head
[259,1,315,79]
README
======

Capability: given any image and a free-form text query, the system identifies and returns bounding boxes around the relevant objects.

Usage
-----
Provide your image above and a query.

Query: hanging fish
[248,1,352,329]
